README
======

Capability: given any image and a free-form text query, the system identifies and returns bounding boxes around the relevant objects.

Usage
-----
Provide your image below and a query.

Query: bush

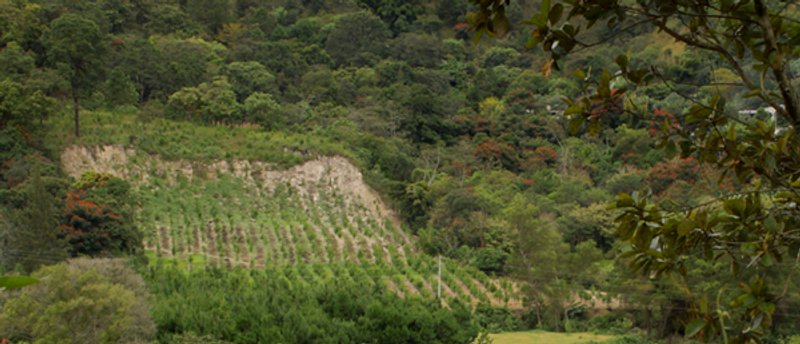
[474,303,523,332]
[600,333,661,344]
[165,332,233,343]
[472,247,509,274]
[585,313,635,334]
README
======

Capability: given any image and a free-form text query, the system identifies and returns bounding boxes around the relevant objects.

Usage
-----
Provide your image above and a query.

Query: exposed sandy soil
[61,145,402,229]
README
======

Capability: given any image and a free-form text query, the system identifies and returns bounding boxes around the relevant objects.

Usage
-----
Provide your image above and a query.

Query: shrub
[585,313,635,334]
[472,247,509,274]
[473,303,523,332]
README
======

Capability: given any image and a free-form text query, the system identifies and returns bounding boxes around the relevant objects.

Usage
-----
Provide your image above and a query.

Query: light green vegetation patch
[47,108,523,309]
[134,156,520,307]
[47,109,351,167]
[489,330,616,344]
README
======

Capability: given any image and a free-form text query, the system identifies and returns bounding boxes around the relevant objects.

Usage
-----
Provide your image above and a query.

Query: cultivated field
[62,145,522,308]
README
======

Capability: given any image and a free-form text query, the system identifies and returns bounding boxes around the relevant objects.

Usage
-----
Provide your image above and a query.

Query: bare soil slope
[61,145,401,229]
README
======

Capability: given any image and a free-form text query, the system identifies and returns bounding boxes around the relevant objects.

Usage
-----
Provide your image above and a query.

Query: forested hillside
[1,0,799,343]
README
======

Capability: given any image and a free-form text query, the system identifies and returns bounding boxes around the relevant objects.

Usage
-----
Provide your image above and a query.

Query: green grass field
[48,109,352,167]
[490,331,616,344]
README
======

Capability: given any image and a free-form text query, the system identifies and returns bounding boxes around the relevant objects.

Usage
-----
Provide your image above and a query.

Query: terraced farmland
[61,145,522,308]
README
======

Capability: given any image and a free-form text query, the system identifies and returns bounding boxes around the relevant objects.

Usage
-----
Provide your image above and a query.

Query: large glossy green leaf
[677,219,694,236]
[685,319,706,338]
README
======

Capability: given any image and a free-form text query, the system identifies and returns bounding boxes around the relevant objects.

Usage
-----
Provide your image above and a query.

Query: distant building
[738,106,777,117]
[738,106,784,134]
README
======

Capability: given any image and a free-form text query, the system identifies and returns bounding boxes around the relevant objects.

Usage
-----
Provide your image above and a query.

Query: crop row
[135,170,520,308]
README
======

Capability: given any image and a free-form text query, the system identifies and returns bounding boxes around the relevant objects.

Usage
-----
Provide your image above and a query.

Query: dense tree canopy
[1,0,799,342]
[469,0,800,341]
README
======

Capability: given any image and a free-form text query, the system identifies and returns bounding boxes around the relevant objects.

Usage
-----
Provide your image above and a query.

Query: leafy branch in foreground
[470,0,800,341]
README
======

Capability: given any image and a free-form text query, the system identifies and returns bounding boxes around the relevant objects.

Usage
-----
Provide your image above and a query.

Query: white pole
[437,255,442,300]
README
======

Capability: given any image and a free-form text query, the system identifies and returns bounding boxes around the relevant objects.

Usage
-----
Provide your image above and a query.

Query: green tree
[1,167,67,273]
[0,42,35,80]
[505,195,569,330]
[103,67,137,106]
[158,37,222,97]
[186,0,233,34]
[391,33,444,68]
[557,203,616,252]
[44,13,106,137]
[199,77,239,123]
[437,0,469,25]
[105,37,162,103]
[243,92,280,128]
[166,77,240,124]
[508,208,603,330]
[357,0,423,35]
[471,0,800,340]
[59,172,141,257]
[0,49,56,131]
[165,84,202,120]
[223,61,277,102]
[0,79,27,130]
[325,11,389,67]
[0,258,156,343]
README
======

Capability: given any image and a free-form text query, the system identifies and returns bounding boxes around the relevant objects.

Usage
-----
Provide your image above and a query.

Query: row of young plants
[134,167,521,308]
[140,176,411,266]
[146,230,518,308]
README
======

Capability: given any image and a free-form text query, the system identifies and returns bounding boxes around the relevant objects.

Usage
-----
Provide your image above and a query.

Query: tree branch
[635,8,792,127]
[754,0,800,126]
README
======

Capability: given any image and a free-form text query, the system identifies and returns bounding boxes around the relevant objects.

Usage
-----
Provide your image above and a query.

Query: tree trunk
[72,88,80,138]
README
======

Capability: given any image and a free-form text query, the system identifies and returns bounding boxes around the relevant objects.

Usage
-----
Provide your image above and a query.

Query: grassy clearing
[47,109,352,167]
[489,330,616,344]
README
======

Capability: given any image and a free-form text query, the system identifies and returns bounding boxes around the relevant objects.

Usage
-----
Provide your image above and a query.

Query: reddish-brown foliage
[649,108,681,137]
[647,157,703,194]
[474,139,515,164]
[59,190,123,255]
